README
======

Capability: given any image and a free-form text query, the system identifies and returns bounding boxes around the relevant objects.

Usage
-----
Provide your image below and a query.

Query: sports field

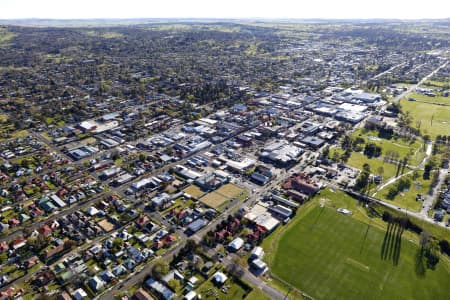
[199,191,228,209]
[199,184,244,209]
[399,99,450,139]
[183,185,205,198]
[215,183,244,198]
[266,192,450,300]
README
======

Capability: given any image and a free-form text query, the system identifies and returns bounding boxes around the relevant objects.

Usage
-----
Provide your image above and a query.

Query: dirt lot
[98,219,115,232]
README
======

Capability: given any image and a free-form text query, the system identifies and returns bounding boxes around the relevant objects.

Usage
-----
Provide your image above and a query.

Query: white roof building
[213,272,228,284]
[250,246,265,259]
[72,288,88,300]
[184,291,197,300]
[228,237,244,251]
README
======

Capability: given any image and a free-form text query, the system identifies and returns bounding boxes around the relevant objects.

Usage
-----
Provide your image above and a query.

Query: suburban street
[393,60,449,103]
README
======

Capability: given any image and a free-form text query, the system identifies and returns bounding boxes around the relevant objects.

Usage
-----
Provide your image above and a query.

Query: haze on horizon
[0,0,449,20]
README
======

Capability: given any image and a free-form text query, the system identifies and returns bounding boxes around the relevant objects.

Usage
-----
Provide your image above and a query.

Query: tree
[0,252,7,264]
[167,279,181,292]
[355,164,371,191]
[332,150,340,162]
[364,143,382,158]
[152,258,170,280]
[193,255,204,271]
[63,240,77,250]
[322,145,330,158]
[112,238,124,252]
[420,231,431,248]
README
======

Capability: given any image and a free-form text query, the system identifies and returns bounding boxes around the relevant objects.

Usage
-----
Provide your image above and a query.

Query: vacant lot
[400,99,450,139]
[98,219,115,232]
[183,185,205,199]
[215,183,244,199]
[266,191,450,300]
[199,192,228,209]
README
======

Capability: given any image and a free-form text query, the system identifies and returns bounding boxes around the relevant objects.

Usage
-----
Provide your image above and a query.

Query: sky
[0,0,449,20]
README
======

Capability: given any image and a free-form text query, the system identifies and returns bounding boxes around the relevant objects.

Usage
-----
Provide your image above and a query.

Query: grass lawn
[399,99,450,139]
[183,185,205,199]
[245,288,272,300]
[377,171,431,212]
[264,189,450,300]
[200,192,228,209]
[408,92,450,105]
[423,79,450,88]
[215,184,245,199]
[10,130,29,139]
[351,128,425,166]
[198,277,249,300]
[331,149,399,184]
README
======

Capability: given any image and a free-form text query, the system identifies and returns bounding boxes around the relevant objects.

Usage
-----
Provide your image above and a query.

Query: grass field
[215,184,244,199]
[0,28,15,46]
[422,79,450,88]
[351,128,425,165]
[330,149,399,184]
[264,189,450,300]
[198,184,244,209]
[399,99,450,139]
[408,93,450,105]
[377,171,431,212]
[200,192,228,209]
[245,288,272,300]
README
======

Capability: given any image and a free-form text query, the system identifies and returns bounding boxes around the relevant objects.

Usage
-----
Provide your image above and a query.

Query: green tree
[167,279,181,292]
[152,258,170,280]
[0,252,7,264]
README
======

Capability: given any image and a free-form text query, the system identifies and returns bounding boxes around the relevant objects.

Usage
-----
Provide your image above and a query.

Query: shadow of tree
[415,247,426,277]
[381,222,403,265]
[309,205,325,231]
[392,226,404,266]
[381,222,392,259]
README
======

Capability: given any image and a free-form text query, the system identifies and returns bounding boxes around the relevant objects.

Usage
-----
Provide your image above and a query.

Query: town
[0,20,449,300]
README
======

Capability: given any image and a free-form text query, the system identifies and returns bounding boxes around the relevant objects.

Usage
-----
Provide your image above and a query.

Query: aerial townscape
[0,2,449,300]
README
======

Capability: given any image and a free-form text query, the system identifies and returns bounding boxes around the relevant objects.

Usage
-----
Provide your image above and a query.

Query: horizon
[0,0,449,20]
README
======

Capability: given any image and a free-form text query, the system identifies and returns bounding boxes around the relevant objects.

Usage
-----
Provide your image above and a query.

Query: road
[371,62,406,80]
[202,248,288,300]
[0,192,106,243]
[419,168,448,218]
[346,189,448,228]
[393,60,449,103]
[97,151,309,299]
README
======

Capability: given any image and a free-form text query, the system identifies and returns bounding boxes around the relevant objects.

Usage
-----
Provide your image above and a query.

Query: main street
[393,60,449,103]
